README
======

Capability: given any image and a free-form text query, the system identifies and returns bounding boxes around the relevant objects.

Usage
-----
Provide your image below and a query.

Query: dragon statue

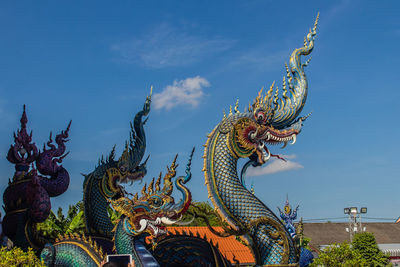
[2,105,71,251]
[40,151,194,267]
[277,196,299,239]
[202,15,319,266]
[34,93,195,266]
[82,92,151,252]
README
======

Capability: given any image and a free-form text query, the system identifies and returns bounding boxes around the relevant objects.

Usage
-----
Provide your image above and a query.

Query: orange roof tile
[149,226,255,265]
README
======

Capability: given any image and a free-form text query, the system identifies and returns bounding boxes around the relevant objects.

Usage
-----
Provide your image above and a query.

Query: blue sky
[0,1,399,223]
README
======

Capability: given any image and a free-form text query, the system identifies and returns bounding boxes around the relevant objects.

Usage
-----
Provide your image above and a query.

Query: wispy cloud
[321,0,351,29]
[110,23,234,69]
[228,48,290,72]
[247,154,303,177]
[153,76,210,110]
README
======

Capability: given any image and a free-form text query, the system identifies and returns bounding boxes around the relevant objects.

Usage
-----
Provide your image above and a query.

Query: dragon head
[231,84,308,165]
[110,150,193,238]
[116,91,151,184]
[229,15,318,165]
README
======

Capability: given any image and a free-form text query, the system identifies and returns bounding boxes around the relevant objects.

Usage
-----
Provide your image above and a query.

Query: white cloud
[153,76,210,110]
[246,154,303,177]
[110,23,234,69]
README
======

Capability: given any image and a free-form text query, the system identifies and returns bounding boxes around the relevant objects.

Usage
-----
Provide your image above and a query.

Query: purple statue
[2,105,71,251]
[277,195,299,239]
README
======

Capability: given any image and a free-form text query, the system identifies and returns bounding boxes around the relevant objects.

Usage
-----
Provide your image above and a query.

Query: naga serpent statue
[37,93,194,266]
[2,105,71,251]
[82,92,151,252]
[202,15,319,266]
[40,151,194,267]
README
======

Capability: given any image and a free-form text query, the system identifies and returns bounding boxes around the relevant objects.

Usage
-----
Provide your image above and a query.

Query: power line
[302,217,347,222]
[363,217,396,221]
[301,217,397,222]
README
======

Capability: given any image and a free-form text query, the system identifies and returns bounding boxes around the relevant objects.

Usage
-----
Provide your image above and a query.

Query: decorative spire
[155,172,162,191]
[148,178,154,194]
[7,105,39,168]
[162,155,178,195]
[234,99,239,113]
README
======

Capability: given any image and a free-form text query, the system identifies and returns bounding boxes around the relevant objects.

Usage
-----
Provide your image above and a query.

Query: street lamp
[344,206,367,242]
[360,207,367,214]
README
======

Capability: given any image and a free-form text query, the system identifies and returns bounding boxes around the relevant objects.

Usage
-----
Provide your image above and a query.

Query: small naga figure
[2,105,71,251]
[277,196,299,239]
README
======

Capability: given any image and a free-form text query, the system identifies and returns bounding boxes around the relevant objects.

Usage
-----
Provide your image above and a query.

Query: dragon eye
[256,111,265,122]
[150,197,162,207]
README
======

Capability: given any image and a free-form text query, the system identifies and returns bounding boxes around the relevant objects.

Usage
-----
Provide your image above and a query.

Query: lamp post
[344,207,367,242]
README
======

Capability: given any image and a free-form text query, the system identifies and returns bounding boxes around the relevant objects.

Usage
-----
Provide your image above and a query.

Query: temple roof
[158,226,256,265]
[303,222,400,248]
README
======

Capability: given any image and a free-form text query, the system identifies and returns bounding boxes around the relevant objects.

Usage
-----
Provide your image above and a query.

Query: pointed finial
[282,76,288,99]
[148,178,154,194]
[234,99,239,113]
[267,81,275,98]
[20,105,28,129]
[273,85,279,106]
[141,183,148,196]
[162,154,178,195]
[314,12,320,32]
[155,172,162,191]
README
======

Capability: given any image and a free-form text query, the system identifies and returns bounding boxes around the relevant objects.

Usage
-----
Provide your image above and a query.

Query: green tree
[310,242,367,267]
[36,201,85,240]
[0,246,45,266]
[352,232,390,266]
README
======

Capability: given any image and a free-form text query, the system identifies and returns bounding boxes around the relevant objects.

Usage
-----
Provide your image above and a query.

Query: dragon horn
[271,14,318,129]
[141,183,148,197]
[119,143,129,163]
[174,148,195,217]
[148,178,154,194]
[155,172,162,191]
[143,154,150,165]
[162,154,178,195]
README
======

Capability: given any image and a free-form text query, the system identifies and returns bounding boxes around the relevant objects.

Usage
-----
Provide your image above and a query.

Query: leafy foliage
[297,236,312,251]
[36,201,85,240]
[0,246,45,266]
[177,201,222,227]
[310,242,367,267]
[35,200,220,241]
[107,205,122,225]
[311,232,392,267]
[352,232,390,266]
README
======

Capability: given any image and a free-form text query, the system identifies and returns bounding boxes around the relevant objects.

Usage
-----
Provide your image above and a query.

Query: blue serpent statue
[41,152,194,266]
[202,15,319,266]
[39,92,197,266]
[82,91,151,252]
